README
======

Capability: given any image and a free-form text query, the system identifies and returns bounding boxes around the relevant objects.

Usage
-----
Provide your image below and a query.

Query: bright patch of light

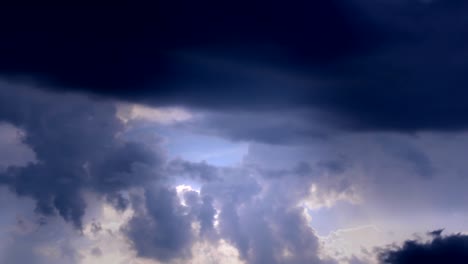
[79,202,140,264]
[163,130,248,166]
[213,210,220,228]
[116,103,193,124]
[176,184,200,207]
[302,183,361,211]
[190,240,244,264]
[319,225,385,264]
[176,184,200,194]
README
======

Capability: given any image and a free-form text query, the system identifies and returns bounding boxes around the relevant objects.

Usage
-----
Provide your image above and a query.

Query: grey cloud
[202,168,261,204]
[0,82,164,228]
[347,255,370,264]
[317,156,348,175]
[124,184,220,262]
[190,110,332,144]
[199,165,338,264]
[121,155,346,264]
[123,187,195,261]
[377,136,435,179]
[90,247,102,257]
[183,190,217,240]
[167,158,219,182]
[1,234,79,264]
[0,200,83,264]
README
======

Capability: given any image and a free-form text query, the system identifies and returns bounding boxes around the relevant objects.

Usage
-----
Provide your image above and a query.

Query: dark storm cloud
[378,231,468,264]
[305,0,468,132]
[0,83,163,228]
[0,2,372,100]
[2,2,468,132]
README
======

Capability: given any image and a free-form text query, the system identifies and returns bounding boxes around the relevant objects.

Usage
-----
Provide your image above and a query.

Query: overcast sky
[1,1,468,264]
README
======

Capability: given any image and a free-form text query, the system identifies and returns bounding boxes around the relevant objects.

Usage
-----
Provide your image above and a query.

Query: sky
[1,1,468,264]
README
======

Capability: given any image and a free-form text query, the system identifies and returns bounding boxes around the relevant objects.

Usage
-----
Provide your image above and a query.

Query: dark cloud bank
[2,1,468,132]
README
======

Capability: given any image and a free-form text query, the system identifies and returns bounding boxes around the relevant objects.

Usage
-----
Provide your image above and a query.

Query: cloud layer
[3,2,468,133]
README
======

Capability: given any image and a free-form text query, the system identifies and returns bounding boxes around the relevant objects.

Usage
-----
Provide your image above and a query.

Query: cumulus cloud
[0,82,354,264]
[123,187,195,261]
[0,82,164,228]
[197,164,343,264]
[121,161,342,264]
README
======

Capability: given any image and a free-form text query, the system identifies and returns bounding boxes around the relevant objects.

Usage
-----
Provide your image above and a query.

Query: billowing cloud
[197,165,341,264]
[123,187,195,261]
[0,83,350,264]
[0,82,164,228]
[121,160,344,263]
